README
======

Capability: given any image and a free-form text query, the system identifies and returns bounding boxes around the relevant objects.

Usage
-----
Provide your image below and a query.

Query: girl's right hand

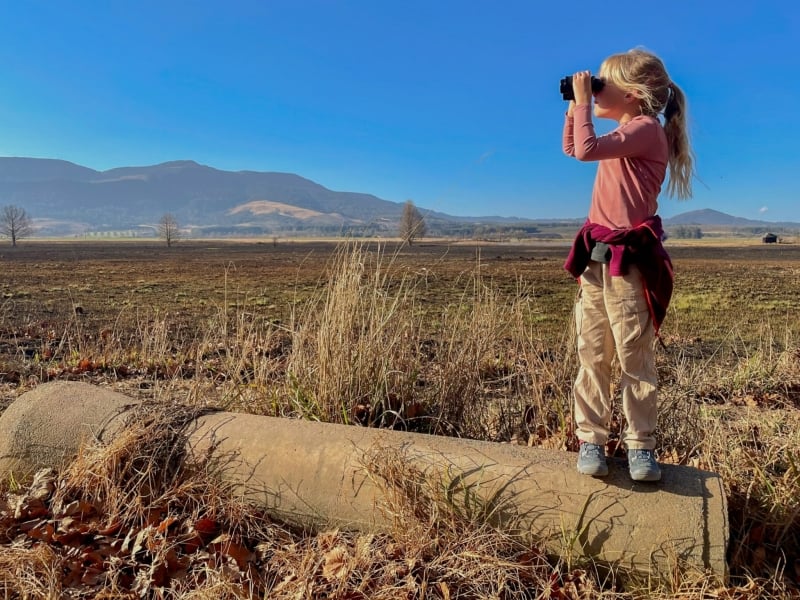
[567,100,576,117]
[571,70,593,106]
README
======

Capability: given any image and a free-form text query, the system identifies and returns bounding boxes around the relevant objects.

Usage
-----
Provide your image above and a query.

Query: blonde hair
[598,48,695,200]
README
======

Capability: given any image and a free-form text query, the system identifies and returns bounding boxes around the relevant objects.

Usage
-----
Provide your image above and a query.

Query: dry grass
[0,408,656,598]
[286,242,423,425]
[1,240,800,597]
[0,545,63,599]
[2,417,794,598]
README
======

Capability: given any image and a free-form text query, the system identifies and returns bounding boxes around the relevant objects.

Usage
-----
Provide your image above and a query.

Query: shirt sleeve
[562,111,576,157]
[572,104,658,161]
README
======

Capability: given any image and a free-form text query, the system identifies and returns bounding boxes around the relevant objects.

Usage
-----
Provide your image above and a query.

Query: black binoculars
[560,75,605,101]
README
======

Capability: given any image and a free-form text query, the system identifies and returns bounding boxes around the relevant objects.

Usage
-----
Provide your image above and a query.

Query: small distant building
[762,232,778,244]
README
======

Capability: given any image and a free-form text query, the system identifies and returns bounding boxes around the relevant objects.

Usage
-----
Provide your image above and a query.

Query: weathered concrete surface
[0,381,728,579]
[0,381,139,474]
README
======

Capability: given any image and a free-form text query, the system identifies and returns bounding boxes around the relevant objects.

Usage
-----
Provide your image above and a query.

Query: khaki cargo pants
[573,261,657,450]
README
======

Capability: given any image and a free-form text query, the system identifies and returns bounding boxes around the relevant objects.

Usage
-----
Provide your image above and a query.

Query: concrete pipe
[0,381,728,579]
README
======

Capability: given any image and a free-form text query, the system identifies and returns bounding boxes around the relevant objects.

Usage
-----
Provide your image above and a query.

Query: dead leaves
[2,466,797,598]
[0,468,265,597]
[541,569,600,600]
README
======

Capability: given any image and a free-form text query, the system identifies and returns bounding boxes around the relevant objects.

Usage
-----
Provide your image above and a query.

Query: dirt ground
[2,239,799,409]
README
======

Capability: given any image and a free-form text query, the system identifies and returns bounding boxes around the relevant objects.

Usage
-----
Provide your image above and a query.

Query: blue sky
[1,1,798,222]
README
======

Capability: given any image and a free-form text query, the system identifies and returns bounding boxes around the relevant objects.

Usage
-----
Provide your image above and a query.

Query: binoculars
[560,75,605,101]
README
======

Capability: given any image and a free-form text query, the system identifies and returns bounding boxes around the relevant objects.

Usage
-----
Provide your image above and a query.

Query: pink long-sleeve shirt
[563,104,668,229]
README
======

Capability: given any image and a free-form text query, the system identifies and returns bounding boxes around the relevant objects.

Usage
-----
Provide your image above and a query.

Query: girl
[562,48,694,481]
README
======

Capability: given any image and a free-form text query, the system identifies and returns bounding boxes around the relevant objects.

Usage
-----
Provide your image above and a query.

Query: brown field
[1,239,799,598]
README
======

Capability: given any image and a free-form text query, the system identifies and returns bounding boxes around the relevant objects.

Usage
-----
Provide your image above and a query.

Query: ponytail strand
[663,82,695,200]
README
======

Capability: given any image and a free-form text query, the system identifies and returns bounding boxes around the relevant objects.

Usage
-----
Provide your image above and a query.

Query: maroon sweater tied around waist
[563,215,674,334]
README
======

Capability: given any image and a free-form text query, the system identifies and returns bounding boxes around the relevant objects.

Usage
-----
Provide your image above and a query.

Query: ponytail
[599,49,696,200]
[663,82,694,200]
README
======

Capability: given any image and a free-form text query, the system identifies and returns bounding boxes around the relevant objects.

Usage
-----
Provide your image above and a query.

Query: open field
[1,239,799,598]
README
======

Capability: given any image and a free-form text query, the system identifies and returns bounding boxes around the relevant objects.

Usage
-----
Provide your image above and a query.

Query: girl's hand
[567,100,576,117]
[572,70,592,106]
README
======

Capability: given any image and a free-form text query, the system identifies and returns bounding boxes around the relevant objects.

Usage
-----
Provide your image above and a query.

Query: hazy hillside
[0,158,454,235]
[663,209,799,229]
[2,157,796,238]
[0,157,100,183]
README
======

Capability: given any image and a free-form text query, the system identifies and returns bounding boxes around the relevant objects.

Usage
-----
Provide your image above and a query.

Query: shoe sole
[629,470,661,482]
[577,464,609,477]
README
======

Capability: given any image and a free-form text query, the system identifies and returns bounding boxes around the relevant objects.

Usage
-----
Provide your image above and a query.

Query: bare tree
[0,205,34,247]
[158,214,181,247]
[399,200,427,245]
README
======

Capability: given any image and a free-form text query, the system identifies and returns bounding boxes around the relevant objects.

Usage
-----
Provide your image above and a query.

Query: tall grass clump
[426,269,520,438]
[698,332,800,584]
[282,242,572,440]
[508,279,577,447]
[286,242,424,426]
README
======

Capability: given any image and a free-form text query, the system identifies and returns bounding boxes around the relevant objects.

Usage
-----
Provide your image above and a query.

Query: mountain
[0,157,100,183]
[664,209,800,229]
[6,157,794,237]
[0,157,465,236]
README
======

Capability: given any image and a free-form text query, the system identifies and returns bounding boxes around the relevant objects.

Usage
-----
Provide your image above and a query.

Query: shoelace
[581,444,603,458]
[630,450,654,462]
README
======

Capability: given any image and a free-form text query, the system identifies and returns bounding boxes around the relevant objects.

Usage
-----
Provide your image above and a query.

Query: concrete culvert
[0,381,728,581]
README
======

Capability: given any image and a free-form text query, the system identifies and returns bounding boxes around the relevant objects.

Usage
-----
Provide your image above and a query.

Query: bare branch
[158,214,181,247]
[0,205,34,247]
[399,200,427,246]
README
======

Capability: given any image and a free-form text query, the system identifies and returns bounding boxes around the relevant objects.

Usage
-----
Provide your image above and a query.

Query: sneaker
[628,449,661,482]
[577,442,608,477]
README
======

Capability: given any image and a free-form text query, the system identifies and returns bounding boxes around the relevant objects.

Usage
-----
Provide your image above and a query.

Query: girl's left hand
[572,71,593,106]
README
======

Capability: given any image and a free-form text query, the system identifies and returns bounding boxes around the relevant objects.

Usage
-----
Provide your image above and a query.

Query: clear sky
[1,1,798,222]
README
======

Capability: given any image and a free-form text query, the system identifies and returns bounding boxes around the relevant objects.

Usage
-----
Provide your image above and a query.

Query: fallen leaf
[81,566,106,586]
[322,546,350,581]
[218,540,255,570]
[131,526,155,556]
[193,517,219,537]
[59,499,96,518]
[26,521,55,543]
[29,468,57,501]
[157,516,179,533]
[406,402,425,419]
[181,531,204,554]
[97,520,122,536]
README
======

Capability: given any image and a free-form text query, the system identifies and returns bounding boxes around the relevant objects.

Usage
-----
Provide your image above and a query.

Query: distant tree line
[669,225,703,239]
[189,221,549,239]
[738,226,798,235]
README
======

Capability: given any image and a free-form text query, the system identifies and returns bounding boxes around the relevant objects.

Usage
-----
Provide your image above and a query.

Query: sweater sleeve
[562,112,575,157]
[572,104,658,161]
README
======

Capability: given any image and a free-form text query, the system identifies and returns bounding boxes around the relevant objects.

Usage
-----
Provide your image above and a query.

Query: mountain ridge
[662,208,798,229]
[0,157,418,234]
[1,157,797,236]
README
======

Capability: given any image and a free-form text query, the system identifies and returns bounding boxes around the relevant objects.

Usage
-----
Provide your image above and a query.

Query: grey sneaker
[628,449,661,482]
[577,442,608,477]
